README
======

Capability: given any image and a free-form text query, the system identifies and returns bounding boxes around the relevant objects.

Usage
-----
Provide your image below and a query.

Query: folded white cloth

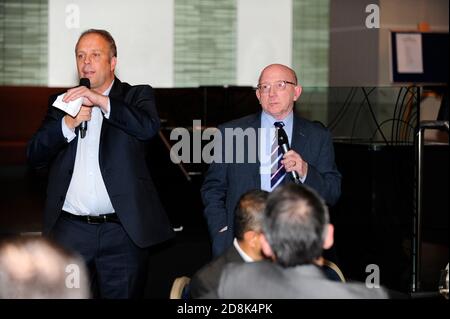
[52,93,83,117]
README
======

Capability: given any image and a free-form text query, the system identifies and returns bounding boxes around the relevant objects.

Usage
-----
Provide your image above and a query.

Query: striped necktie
[270,121,287,189]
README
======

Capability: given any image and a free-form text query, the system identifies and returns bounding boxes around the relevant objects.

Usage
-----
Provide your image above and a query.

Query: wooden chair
[322,259,346,283]
[169,276,191,299]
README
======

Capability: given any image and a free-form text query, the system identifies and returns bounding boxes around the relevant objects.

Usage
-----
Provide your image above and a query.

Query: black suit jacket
[201,112,341,256]
[27,78,174,248]
[190,244,243,299]
[215,261,389,299]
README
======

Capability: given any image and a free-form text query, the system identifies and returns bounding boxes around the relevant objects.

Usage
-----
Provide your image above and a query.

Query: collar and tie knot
[274,121,285,129]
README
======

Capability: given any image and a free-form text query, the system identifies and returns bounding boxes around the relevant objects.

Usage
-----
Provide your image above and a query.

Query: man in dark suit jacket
[190,189,268,298]
[201,64,341,257]
[214,183,388,299]
[27,29,173,298]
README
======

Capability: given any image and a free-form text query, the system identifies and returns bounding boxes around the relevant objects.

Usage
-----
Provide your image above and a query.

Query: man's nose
[83,55,91,64]
[268,85,277,96]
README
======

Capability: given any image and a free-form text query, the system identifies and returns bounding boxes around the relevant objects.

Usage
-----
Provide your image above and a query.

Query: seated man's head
[0,236,90,299]
[260,183,334,267]
[234,189,269,261]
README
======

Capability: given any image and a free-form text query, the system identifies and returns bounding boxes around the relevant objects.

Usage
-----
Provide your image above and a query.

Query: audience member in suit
[0,236,90,299]
[27,29,173,298]
[201,64,341,257]
[214,183,389,299]
[190,189,269,298]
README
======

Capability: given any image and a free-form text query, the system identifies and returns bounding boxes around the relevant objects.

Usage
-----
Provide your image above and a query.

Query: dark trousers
[50,214,148,298]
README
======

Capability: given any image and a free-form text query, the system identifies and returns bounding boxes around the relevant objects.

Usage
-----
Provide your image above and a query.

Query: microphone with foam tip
[79,78,90,139]
[276,125,301,184]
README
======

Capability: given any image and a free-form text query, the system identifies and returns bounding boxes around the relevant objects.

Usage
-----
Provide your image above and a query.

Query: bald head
[256,63,302,120]
[258,64,298,86]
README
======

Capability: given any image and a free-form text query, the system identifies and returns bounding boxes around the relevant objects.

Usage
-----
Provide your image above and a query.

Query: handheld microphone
[277,126,301,184]
[79,78,90,139]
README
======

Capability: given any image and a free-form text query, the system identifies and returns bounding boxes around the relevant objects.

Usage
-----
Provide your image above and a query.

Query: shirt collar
[261,110,293,128]
[233,238,254,262]
[103,79,114,96]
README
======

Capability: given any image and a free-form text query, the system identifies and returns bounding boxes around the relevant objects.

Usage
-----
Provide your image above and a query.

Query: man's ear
[255,88,261,104]
[110,56,117,72]
[243,231,258,246]
[259,234,275,260]
[323,224,334,250]
[293,84,302,102]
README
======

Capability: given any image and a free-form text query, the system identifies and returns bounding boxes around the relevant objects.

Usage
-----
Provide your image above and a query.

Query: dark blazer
[215,261,389,299]
[27,78,174,248]
[190,244,243,299]
[201,112,341,256]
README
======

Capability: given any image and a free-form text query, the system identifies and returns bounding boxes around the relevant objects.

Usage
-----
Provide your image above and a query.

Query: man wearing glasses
[201,64,341,257]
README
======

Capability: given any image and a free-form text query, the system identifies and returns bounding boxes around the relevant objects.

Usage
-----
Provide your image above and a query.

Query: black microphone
[79,78,90,139]
[276,125,301,184]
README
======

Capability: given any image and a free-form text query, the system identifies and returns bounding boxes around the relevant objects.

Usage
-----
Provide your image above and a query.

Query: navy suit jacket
[27,78,174,248]
[201,112,341,256]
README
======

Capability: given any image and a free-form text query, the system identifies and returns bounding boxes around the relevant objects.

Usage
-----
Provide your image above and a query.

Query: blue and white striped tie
[270,122,286,189]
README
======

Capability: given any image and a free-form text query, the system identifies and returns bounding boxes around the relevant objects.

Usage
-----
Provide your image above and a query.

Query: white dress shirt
[233,238,254,262]
[61,81,115,216]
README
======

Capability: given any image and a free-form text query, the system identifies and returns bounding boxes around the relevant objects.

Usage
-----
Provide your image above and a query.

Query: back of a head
[263,183,329,267]
[234,189,269,240]
[0,236,90,299]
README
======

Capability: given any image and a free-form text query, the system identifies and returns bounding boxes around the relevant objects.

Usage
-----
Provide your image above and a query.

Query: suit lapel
[107,77,123,101]
[68,134,78,167]
[291,115,307,155]
[99,78,122,166]
[286,115,308,183]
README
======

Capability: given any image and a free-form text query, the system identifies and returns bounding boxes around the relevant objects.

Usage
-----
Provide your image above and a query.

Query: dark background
[0,85,448,298]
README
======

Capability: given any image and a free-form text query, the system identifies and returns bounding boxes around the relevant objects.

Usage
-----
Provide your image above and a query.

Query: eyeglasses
[257,80,296,94]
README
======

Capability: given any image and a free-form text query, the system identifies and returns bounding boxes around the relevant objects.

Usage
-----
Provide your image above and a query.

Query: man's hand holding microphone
[62,78,110,137]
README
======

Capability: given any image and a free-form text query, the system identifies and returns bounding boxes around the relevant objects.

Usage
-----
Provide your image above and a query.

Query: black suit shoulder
[109,78,154,98]
[217,112,260,129]
[118,80,153,91]
[217,112,331,135]
[190,245,243,298]
[295,115,331,136]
